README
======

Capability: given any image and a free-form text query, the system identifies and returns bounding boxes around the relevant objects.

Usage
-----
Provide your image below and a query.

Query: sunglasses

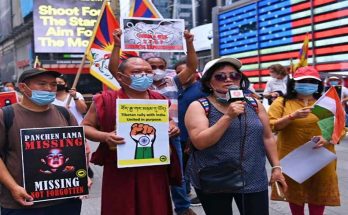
[214,72,242,82]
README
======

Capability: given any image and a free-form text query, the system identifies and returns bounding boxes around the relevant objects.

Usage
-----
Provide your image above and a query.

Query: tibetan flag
[294,33,309,71]
[86,2,121,90]
[129,0,163,18]
[311,87,345,144]
[33,56,42,69]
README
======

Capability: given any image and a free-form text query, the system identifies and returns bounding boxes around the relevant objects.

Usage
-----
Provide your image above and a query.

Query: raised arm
[177,30,198,85]
[109,29,122,78]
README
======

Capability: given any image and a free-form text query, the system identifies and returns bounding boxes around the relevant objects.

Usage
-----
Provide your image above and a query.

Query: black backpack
[1,105,71,155]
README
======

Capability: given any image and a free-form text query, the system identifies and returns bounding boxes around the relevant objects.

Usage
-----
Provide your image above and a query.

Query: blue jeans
[171,136,191,213]
[1,199,81,215]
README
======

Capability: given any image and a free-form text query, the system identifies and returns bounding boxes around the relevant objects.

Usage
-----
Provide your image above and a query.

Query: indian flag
[311,87,345,144]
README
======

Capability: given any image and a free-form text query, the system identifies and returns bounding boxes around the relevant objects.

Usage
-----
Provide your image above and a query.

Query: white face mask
[153,69,166,81]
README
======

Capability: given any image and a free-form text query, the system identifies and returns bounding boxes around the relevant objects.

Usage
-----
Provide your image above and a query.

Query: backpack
[1,105,71,156]
[197,96,259,117]
[184,96,259,154]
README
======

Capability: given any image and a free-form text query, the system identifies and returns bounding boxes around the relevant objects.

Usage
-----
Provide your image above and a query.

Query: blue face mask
[330,81,339,86]
[129,75,153,92]
[294,83,318,96]
[29,90,56,106]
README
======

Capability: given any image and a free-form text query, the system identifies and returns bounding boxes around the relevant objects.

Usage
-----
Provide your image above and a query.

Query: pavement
[80,137,348,215]
[1,138,345,215]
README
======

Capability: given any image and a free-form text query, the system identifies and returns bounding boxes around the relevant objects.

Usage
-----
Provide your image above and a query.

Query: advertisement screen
[33,0,103,53]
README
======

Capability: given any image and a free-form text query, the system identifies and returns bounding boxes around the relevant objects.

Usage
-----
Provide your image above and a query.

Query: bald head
[118,57,152,74]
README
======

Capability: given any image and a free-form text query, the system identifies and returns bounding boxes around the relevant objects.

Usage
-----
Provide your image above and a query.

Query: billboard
[214,0,348,89]
[33,0,103,53]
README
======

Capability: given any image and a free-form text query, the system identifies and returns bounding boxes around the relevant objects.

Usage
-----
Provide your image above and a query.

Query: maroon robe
[91,89,181,215]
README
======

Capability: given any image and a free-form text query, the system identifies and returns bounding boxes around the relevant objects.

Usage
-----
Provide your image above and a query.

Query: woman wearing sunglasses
[184,57,287,215]
[268,66,341,215]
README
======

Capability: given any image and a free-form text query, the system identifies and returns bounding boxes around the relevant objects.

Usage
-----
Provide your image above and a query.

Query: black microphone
[226,85,245,120]
[226,85,245,102]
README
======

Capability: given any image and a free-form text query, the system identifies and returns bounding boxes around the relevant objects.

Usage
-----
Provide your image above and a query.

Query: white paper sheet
[280,140,337,183]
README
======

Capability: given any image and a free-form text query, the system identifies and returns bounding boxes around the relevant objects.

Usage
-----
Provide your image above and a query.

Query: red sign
[0,91,18,108]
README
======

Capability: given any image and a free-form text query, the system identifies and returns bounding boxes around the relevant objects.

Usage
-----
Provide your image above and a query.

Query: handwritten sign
[121,17,186,52]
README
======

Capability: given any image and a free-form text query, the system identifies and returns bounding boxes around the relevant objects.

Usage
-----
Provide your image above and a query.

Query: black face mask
[57,84,66,91]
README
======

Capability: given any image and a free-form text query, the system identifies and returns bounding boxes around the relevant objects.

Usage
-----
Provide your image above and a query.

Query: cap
[327,76,340,80]
[202,57,242,76]
[18,68,61,83]
[293,66,321,81]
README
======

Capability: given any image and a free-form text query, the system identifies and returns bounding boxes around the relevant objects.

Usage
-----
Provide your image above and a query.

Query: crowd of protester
[0,27,346,215]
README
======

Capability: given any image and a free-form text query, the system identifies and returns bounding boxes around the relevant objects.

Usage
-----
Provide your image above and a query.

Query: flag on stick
[86,1,138,89]
[311,87,346,144]
[129,0,163,18]
[86,1,121,89]
[293,33,309,71]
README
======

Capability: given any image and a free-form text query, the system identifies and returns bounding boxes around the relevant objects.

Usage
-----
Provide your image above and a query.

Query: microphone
[226,85,245,102]
[226,85,245,120]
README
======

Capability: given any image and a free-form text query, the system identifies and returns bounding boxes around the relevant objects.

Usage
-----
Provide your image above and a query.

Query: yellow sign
[118,104,169,123]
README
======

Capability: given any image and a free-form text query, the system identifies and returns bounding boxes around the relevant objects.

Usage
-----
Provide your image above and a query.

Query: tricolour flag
[294,33,309,71]
[311,87,345,144]
[86,2,120,90]
[129,0,163,18]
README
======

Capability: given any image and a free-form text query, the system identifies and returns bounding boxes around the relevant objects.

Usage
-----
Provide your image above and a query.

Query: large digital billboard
[215,0,348,89]
[33,0,103,53]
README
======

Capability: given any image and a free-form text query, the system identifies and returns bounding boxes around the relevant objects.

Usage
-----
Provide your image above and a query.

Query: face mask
[211,85,229,103]
[329,81,339,86]
[153,69,166,81]
[27,89,56,106]
[294,83,318,96]
[129,75,154,92]
[56,84,66,91]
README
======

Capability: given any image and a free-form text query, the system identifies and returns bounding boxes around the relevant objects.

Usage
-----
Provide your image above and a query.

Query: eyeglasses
[214,72,242,82]
[131,73,154,78]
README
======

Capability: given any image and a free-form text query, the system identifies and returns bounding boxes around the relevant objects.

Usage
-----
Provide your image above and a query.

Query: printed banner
[0,91,18,108]
[20,126,88,202]
[33,0,103,53]
[121,17,186,52]
[116,99,170,168]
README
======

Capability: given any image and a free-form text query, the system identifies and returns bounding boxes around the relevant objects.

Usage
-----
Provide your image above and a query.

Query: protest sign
[121,17,186,52]
[0,91,18,108]
[20,126,88,202]
[116,99,170,168]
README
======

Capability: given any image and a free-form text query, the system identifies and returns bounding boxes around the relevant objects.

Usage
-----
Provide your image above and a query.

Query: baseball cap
[18,68,61,83]
[293,66,321,81]
[202,57,242,76]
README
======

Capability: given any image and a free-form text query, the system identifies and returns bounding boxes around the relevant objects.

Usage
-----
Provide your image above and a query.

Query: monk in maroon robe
[82,31,181,215]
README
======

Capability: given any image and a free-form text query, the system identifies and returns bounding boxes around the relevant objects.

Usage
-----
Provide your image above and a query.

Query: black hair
[145,56,167,67]
[57,74,68,84]
[174,58,187,71]
[200,62,250,93]
[283,78,324,105]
